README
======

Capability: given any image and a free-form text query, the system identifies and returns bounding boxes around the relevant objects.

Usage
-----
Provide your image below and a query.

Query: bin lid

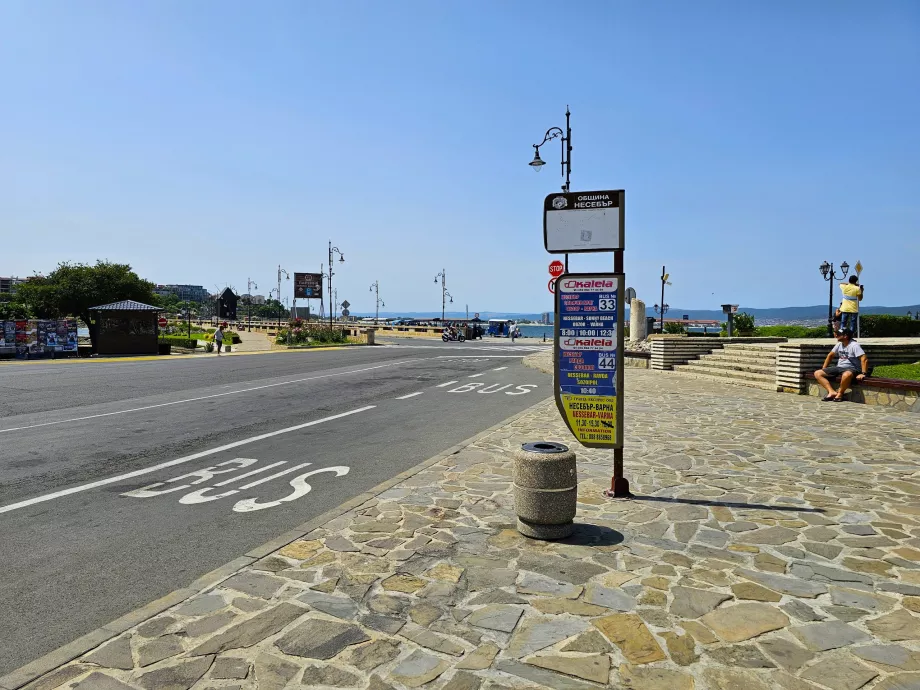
[521,441,569,454]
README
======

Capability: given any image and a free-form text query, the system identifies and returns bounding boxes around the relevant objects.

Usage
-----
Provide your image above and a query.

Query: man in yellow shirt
[837,276,863,333]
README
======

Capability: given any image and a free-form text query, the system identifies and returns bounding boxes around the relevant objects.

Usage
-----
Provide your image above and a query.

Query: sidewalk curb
[0,393,552,690]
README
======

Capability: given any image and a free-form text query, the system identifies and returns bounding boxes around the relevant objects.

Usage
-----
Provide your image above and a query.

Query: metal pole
[328,243,334,331]
[609,249,630,497]
[441,269,446,322]
[660,266,666,333]
[187,300,191,341]
[827,265,835,337]
[564,106,571,192]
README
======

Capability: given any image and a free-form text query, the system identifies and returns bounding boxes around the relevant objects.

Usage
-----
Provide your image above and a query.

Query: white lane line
[435,355,521,359]
[395,392,424,399]
[468,373,484,378]
[436,381,458,388]
[0,406,376,515]
[492,367,508,371]
[0,360,420,435]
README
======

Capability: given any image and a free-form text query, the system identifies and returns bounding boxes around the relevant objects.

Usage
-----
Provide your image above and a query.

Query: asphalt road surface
[0,339,551,674]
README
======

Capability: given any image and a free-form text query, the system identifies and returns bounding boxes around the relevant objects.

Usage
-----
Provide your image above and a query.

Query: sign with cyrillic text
[544,190,625,253]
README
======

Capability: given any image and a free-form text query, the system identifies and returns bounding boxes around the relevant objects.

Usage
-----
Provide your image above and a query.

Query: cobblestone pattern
[806,382,920,412]
[28,365,920,690]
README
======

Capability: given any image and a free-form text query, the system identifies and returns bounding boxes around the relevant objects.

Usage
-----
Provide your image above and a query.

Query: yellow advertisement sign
[559,394,617,446]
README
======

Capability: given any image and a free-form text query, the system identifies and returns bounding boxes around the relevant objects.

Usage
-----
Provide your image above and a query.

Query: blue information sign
[554,273,625,448]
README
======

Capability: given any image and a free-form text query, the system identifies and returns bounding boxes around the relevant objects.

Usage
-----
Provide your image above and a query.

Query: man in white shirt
[813,328,870,401]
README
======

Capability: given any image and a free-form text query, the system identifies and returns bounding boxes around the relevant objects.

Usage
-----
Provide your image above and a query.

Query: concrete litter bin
[513,441,577,540]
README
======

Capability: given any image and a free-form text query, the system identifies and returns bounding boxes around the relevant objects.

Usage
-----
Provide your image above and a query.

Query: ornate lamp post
[275,265,290,326]
[656,266,672,333]
[819,261,849,336]
[434,269,453,322]
[328,242,345,329]
[529,107,572,193]
[654,303,670,333]
[369,281,384,324]
[246,278,257,332]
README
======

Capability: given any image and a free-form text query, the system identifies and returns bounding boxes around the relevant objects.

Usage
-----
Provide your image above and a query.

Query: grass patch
[872,363,920,382]
[754,325,829,338]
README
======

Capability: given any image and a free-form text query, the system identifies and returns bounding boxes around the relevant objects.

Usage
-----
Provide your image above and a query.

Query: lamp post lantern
[328,241,345,330]
[529,106,572,193]
[819,261,850,336]
[657,266,672,333]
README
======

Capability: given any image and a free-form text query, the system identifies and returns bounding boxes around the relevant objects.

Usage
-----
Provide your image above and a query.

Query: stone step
[669,368,779,391]
[722,343,781,352]
[683,358,776,376]
[706,349,776,361]
[676,362,776,383]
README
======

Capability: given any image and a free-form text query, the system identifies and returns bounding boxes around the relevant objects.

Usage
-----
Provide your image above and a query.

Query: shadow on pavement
[633,495,825,512]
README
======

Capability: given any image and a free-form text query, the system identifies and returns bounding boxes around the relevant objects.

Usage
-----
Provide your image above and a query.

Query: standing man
[215,325,225,356]
[837,276,864,333]
[813,328,870,401]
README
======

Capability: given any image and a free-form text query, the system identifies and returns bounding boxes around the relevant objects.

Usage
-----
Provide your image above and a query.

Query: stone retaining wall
[778,342,920,393]
[804,380,920,412]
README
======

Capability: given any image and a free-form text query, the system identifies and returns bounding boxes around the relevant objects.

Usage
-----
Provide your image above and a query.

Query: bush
[732,312,756,332]
[754,325,828,338]
[200,330,241,344]
[158,335,199,349]
[663,322,685,334]
[859,315,920,338]
[204,341,214,353]
[276,321,348,346]
[873,363,920,382]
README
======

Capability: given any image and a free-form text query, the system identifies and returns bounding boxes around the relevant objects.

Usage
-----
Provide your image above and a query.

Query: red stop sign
[548,260,564,278]
[158,317,167,328]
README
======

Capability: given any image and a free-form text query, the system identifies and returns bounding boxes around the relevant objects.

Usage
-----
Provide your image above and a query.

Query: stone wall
[805,381,919,412]
[778,342,920,393]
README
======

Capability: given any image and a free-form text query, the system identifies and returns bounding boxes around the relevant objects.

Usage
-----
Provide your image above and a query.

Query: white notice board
[544,190,625,253]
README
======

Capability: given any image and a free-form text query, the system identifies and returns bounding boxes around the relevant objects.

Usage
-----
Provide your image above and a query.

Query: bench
[804,372,920,411]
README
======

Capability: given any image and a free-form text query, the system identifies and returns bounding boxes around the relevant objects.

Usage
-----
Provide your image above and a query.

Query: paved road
[0,340,551,674]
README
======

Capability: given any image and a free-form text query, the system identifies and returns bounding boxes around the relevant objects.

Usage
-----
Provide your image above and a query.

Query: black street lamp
[529,107,572,193]
[276,265,290,326]
[369,281,384,324]
[819,261,850,336]
[656,266,672,333]
[434,270,453,322]
[328,241,345,329]
[654,303,670,333]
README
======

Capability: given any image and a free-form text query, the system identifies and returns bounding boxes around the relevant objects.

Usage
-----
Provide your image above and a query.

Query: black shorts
[821,366,855,378]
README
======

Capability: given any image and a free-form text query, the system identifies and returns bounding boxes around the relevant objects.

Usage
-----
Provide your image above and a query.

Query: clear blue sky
[2,1,918,314]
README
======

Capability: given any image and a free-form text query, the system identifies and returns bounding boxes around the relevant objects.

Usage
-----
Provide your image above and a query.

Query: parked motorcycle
[442,330,466,342]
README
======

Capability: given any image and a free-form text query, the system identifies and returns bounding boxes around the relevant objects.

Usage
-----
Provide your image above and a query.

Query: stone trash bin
[512,442,577,540]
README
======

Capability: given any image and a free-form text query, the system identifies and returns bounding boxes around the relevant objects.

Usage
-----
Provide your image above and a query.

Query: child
[838,276,863,333]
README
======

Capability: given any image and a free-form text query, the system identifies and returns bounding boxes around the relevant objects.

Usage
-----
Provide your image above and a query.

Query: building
[154,284,209,302]
[541,312,553,325]
[240,294,266,305]
[216,288,238,320]
[0,276,26,294]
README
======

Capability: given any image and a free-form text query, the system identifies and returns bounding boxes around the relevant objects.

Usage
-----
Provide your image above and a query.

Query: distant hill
[650,304,920,321]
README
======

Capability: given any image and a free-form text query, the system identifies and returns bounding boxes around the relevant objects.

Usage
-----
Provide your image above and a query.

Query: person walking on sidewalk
[215,325,225,355]
[836,275,864,333]
[813,328,870,401]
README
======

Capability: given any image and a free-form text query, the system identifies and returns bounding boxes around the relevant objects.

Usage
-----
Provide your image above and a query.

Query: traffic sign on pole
[548,278,556,294]
[158,317,167,328]
[548,260,564,278]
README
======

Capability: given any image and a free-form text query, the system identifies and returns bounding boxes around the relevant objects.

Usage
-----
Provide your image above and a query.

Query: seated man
[814,328,870,401]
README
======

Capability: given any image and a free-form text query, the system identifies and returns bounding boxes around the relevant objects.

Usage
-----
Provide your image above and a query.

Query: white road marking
[436,381,458,387]
[492,367,508,371]
[395,392,424,399]
[213,461,287,486]
[0,406,375,514]
[435,355,521,359]
[238,463,311,490]
[468,373,484,378]
[0,360,419,435]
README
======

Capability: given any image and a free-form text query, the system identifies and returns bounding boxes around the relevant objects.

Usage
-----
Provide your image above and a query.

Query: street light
[819,260,850,336]
[435,269,451,322]
[529,106,572,193]
[654,303,670,333]
[246,278,258,332]
[657,266,672,333]
[328,241,345,330]
[369,281,384,324]
[276,265,290,326]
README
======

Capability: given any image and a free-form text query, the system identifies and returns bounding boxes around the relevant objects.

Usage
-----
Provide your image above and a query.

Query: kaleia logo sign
[561,279,614,290]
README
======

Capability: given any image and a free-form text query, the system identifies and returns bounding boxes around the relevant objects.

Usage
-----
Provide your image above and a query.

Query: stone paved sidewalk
[14,359,920,690]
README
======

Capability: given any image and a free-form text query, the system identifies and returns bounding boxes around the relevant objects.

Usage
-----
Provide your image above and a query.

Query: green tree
[0,293,31,320]
[15,261,156,348]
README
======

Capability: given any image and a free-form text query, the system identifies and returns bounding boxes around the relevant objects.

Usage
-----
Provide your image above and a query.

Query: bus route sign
[553,272,625,449]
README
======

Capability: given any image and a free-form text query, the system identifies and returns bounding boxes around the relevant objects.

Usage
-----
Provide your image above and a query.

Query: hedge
[158,335,199,349]
[858,315,920,338]
[754,325,828,338]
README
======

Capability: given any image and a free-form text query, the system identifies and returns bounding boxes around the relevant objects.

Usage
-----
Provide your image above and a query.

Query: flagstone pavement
[16,354,920,690]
